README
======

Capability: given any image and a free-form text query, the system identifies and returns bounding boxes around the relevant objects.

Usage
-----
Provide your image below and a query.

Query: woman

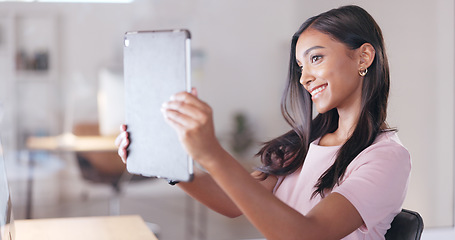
[116,5,410,239]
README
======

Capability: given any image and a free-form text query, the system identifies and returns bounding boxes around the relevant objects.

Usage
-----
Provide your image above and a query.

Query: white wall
[0,0,295,147]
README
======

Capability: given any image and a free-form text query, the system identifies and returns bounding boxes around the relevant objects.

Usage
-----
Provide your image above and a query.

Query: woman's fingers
[164,92,211,122]
[115,124,128,146]
[162,108,200,135]
[170,91,209,111]
[119,136,129,163]
[118,148,127,164]
[161,90,220,163]
[115,130,129,148]
[115,132,123,147]
[115,125,129,163]
[162,101,209,125]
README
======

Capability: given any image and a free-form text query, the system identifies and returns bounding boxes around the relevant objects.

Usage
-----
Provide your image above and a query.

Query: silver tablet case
[123,30,193,182]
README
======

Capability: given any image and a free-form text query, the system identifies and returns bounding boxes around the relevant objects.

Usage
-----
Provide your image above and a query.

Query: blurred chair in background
[73,123,141,216]
[74,67,129,215]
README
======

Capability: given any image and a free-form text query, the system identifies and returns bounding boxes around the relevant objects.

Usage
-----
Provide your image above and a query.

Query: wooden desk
[26,134,118,152]
[14,215,158,240]
[24,134,119,219]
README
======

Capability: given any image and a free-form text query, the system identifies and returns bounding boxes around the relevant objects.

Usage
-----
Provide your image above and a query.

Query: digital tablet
[123,29,193,182]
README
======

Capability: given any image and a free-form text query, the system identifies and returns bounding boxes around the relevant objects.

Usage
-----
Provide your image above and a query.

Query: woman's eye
[311,55,322,63]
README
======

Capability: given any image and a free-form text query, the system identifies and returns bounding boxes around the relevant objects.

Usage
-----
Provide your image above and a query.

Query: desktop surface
[14,215,157,240]
[26,134,117,152]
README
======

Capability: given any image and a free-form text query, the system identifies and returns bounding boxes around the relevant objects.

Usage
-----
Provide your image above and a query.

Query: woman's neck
[319,106,360,146]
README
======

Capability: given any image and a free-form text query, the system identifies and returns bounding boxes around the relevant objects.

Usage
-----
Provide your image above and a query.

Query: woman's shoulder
[359,131,411,165]
[372,131,408,150]
[344,131,411,185]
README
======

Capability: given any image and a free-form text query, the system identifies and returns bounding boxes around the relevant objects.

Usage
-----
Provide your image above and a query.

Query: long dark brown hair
[257,5,392,198]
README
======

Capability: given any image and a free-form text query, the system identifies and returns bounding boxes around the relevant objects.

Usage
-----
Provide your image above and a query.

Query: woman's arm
[162,91,364,240]
[178,168,277,218]
[178,167,242,217]
[115,124,277,218]
[201,149,363,240]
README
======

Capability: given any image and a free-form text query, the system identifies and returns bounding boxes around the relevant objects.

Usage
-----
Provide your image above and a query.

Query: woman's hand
[161,88,224,167]
[114,124,129,163]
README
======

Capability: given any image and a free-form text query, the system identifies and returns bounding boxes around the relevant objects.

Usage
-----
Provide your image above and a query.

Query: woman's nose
[299,67,315,87]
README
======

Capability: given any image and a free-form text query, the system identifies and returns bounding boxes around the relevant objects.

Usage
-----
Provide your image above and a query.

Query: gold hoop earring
[359,68,368,77]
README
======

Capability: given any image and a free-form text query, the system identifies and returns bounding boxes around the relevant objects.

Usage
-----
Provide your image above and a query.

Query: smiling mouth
[310,84,327,97]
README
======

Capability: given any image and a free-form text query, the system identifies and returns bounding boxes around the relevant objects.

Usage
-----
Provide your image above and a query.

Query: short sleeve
[332,141,411,233]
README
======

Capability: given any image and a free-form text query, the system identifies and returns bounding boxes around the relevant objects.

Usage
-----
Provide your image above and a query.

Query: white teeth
[311,85,326,96]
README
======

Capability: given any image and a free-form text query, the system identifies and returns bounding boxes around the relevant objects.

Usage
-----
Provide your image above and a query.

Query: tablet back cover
[123,30,193,182]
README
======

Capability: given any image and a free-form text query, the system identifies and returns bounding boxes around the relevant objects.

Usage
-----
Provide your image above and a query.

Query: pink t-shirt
[274,132,411,240]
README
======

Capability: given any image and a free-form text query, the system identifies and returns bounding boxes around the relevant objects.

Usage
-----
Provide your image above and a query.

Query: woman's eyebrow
[304,46,325,56]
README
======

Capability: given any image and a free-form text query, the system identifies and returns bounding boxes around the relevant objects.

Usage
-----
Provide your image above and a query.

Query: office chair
[385,209,424,240]
[73,123,147,215]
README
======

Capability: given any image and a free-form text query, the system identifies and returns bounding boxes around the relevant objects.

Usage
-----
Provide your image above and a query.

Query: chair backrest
[385,209,424,240]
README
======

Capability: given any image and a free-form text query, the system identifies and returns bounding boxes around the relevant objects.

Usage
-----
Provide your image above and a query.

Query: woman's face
[295,28,364,114]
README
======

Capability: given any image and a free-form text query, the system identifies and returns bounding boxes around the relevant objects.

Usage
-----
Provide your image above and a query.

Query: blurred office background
[0,0,453,239]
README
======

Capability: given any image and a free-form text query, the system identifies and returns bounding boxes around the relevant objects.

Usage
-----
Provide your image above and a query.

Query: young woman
[116,5,411,239]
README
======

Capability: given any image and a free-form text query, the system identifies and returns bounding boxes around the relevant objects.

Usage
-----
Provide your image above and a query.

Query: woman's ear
[358,43,375,69]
